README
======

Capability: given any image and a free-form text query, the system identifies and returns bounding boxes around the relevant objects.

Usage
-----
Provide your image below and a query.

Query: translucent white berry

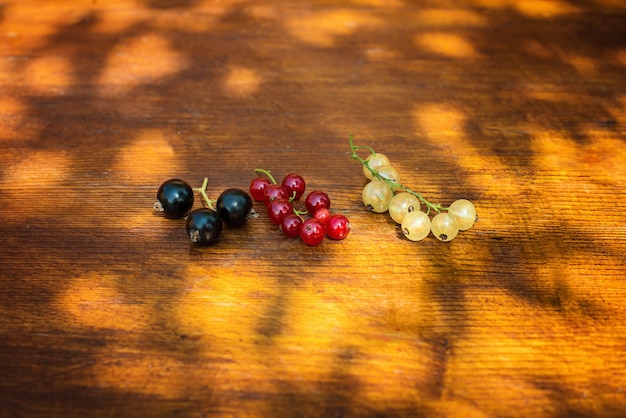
[362,180,393,213]
[389,192,420,224]
[376,164,401,188]
[363,153,391,180]
[401,210,431,241]
[448,199,476,231]
[430,212,459,242]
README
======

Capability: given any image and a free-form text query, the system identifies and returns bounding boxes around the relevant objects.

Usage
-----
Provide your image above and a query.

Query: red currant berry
[281,174,306,200]
[313,207,331,225]
[263,184,288,206]
[304,190,330,214]
[300,218,325,246]
[267,198,293,225]
[249,177,272,202]
[326,214,351,240]
[280,213,303,238]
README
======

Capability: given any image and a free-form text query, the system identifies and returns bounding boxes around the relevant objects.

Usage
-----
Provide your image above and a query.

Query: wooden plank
[1,0,625,416]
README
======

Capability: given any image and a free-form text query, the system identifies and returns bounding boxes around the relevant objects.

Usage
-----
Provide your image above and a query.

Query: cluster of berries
[250,169,351,246]
[154,178,254,245]
[350,135,476,242]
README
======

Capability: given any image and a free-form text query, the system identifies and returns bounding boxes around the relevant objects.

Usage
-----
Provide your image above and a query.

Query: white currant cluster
[350,135,477,242]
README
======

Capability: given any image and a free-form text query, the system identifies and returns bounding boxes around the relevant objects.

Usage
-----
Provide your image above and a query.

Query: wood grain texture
[1,0,625,416]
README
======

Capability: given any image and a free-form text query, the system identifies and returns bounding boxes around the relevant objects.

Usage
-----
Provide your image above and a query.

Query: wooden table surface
[1,0,625,416]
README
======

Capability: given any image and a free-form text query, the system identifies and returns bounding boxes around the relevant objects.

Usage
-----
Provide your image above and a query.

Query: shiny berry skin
[154,179,194,218]
[300,218,325,246]
[249,177,272,202]
[280,213,303,238]
[304,190,330,214]
[263,184,288,206]
[216,188,253,227]
[313,208,331,225]
[326,214,350,240]
[281,174,306,200]
[186,208,223,245]
[267,198,293,225]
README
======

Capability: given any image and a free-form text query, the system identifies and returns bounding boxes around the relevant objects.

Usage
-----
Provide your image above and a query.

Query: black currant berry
[154,179,194,218]
[186,208,223,245]
[216,188,253,227]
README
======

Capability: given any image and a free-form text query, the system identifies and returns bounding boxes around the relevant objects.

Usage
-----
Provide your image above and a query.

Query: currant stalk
[254,168,278,185]
[193,177,217,210]
[349,134,447,215]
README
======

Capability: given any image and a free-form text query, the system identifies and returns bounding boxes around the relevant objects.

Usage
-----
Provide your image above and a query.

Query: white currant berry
[401,210,431,241]
[362,179,393,213]
[448,199,476,231]
[389,192,420,224]
[363,153,391,180]
[430,212,460,242]
[376,164,401,188]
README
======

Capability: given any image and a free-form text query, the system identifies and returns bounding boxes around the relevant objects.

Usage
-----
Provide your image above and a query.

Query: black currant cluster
[154,178,254,245]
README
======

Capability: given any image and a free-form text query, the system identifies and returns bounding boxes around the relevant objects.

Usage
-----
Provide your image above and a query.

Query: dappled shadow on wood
[1,0,625,416]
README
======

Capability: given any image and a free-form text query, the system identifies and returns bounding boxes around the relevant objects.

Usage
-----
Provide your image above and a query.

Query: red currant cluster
[250,169,351,246]
[154,178,254,245]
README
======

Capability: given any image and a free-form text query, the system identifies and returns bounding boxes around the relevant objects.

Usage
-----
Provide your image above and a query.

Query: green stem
[349,134,448,215]
[254,168,277,185]
[193,177,216,210]
[293,207,308,221]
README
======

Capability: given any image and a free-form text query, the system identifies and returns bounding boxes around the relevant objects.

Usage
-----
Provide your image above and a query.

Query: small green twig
[292,207,308,221]
[193,177,216,210]
[254,168,277,185]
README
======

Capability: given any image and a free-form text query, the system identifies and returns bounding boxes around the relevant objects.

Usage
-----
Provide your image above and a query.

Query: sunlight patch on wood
[413,104,467,139]
[244,4,280,20]
[465,0,580,17]
[0,148,80,218]
[90,354,197,398]
[414,32,482,59]
[91,9,142,35]
[3,149,71,187]
[56,273,150,330]
[285,10,380,47]
[224,65,262,97]
[462,0,507,7]
[98,33,188,93]
[560,52,598,75]
[22,55,73,95]
[176,267,281,345]
[113,129,176,184]
[412,103,490,172]
[530,130,626,182]
[514,0,581,18]
[348,0,403,6]
[414,9,487,27]
[0,1,86,40]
